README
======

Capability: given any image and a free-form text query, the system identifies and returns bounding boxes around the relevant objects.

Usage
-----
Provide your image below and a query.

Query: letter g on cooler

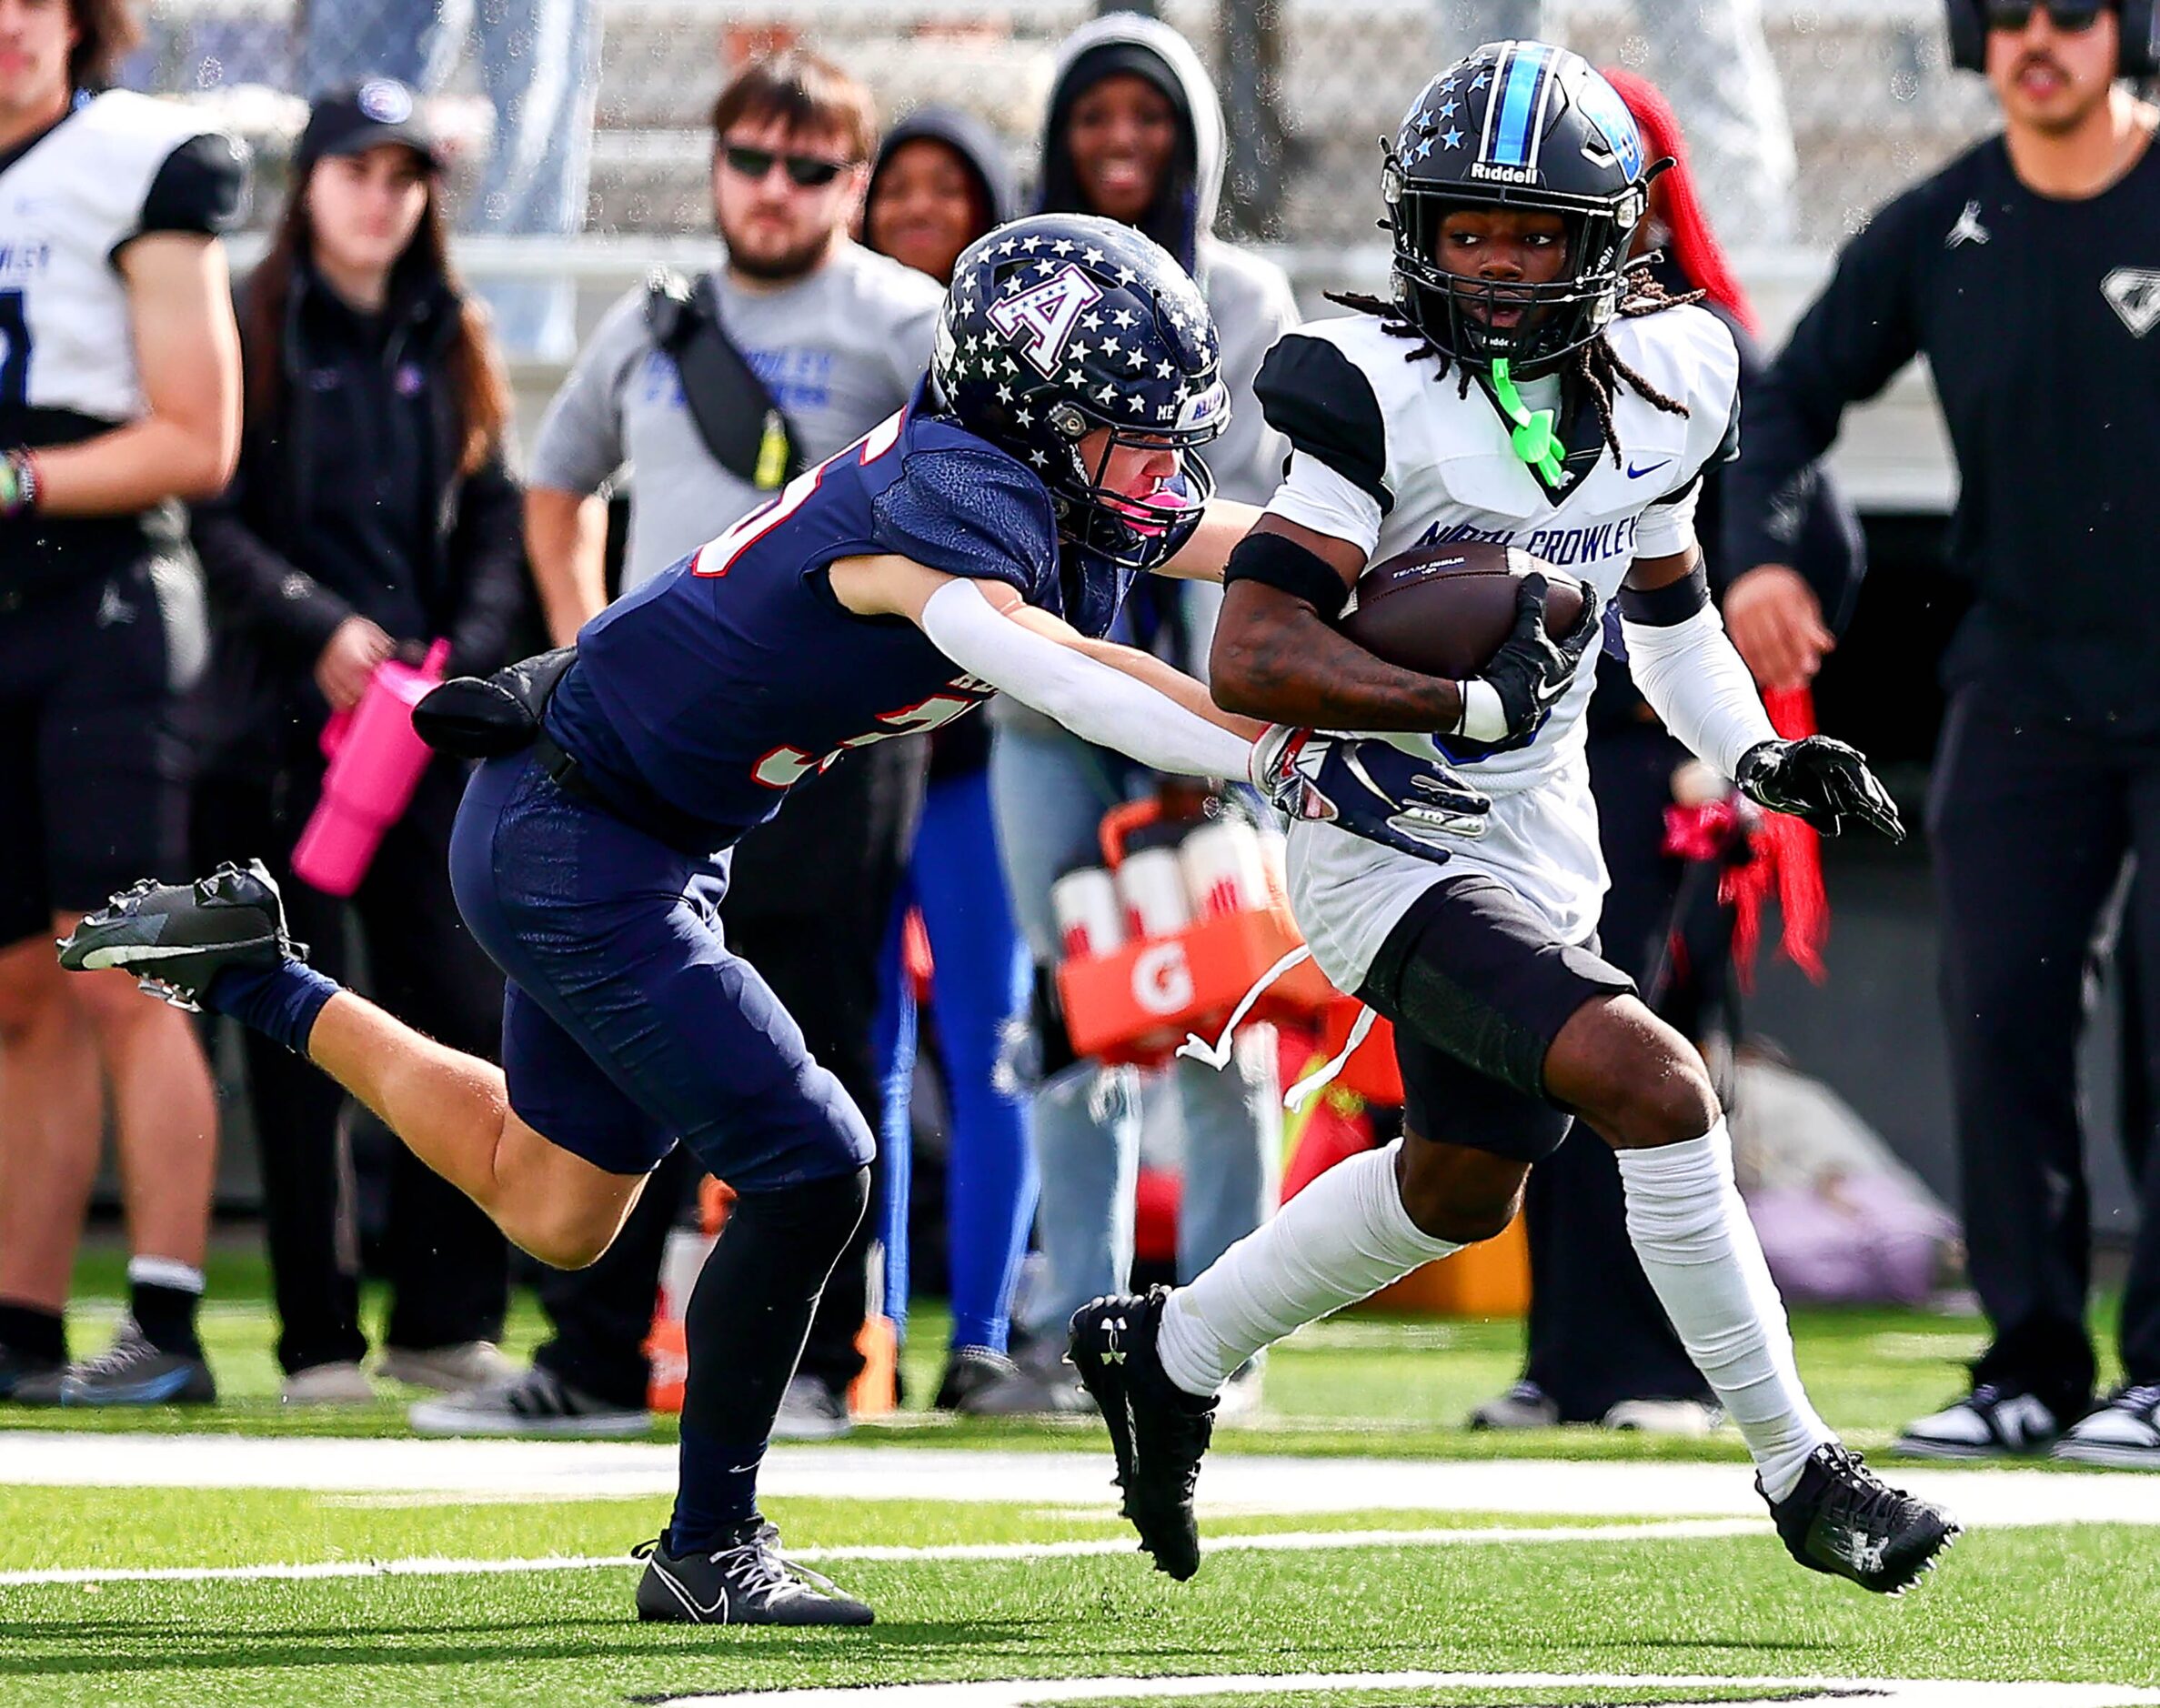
[1132,941,1196,1016]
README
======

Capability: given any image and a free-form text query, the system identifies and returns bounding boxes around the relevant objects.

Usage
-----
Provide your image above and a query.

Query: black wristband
[1617,563,1710,627]
[1224,528,1353,620]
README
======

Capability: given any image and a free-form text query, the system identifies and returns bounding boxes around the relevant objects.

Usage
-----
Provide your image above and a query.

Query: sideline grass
[4,1239,2124,1465]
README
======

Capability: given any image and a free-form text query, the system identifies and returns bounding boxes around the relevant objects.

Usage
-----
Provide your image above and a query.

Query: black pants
[193,758,509,1375]
[531,738,926,1408]
[1520,719,1718,1419]
[1929,689,2160,1411]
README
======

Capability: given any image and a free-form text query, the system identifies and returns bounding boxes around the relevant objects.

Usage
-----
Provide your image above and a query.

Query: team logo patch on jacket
[2102,268,2160,338]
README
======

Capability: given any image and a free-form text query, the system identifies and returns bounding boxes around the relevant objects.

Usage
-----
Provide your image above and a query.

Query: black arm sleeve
[135,132,250,238]
[1721,185,1930,578]
[1251,333,1393,515]
[443,456,533,677]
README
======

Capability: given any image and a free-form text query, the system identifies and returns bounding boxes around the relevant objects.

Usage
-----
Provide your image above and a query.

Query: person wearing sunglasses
[1728,0,2160,1467]
[411,50,945,1445]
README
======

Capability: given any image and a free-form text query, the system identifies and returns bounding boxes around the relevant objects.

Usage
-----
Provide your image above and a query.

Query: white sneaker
[377,1341,519,1393]
[2054,1384,2160,1469]
[408,1366,650,1438]
[770,1374,851,1442]
[280,1361,375,1406]
[1602,1397,1721,1437]
[1467,1380,1561,1430]
[1896,1383,2062,1459]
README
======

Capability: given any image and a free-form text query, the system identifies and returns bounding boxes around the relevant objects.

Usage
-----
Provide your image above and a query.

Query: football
[1337,541,1587,682]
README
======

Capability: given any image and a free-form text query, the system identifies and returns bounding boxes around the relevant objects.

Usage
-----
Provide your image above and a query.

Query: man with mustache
[1726,0,2160,1467]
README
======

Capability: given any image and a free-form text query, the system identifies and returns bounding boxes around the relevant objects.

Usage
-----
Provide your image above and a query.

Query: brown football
[1337,541,1587,681]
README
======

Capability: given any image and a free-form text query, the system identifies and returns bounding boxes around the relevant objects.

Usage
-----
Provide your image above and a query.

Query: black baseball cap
[296,79,443,175]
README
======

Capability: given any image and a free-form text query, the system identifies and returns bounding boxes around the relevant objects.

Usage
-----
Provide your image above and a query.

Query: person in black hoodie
[187,83,527,1404]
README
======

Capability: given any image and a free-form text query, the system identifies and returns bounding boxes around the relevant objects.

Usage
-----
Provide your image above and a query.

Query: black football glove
[1250,727,1492,864]
[1450,574,1602,756]
[1737,736,1905,841]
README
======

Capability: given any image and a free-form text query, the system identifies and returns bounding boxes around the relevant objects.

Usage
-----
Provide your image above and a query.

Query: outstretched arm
[1151,497,1263,581]
[829,550,1492,859]
[1622,546,1900,839]
[829,552,1261,778]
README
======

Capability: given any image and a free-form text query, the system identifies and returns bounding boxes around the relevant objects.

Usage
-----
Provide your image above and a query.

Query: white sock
[1158,1140,1462,1397]
[126,1256,205,1295]
[1616,1120,1833,1502]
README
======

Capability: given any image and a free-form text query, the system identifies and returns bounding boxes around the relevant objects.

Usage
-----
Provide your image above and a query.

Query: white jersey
[1252,303,1741,989]
[0,90,241,431]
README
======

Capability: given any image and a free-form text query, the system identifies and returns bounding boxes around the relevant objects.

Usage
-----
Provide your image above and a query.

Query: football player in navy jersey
[61,213,1482,1627]
[0,0,247,1407]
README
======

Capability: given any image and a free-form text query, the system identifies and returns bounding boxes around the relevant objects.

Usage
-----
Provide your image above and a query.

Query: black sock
[667,1168,869,1554]
[0,1302,65,1365]
[130,1281,203,1357]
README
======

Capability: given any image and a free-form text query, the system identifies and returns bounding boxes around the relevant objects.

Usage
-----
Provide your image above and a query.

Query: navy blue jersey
[546,387,1135,841]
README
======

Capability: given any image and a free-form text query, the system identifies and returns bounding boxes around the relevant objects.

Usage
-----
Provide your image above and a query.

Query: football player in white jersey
[1070,43,1957,1597]
[0,0,246,1404]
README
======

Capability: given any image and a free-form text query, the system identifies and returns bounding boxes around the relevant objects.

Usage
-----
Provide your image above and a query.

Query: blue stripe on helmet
[1489,44,1550,168]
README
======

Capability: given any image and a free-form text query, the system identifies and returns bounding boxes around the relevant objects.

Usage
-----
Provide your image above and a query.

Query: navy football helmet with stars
[1384,42,1660,377]
[932,213,1228,571]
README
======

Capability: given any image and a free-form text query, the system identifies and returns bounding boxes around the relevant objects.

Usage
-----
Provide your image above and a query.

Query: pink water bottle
[291,638,452,897]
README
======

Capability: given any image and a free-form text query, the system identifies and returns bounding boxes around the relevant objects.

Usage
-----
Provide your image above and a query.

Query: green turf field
[2,1244,2155,1706]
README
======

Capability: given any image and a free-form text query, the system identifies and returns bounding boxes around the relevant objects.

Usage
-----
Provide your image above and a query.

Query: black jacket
[1725,134,2160,732]
[189,260,527,777]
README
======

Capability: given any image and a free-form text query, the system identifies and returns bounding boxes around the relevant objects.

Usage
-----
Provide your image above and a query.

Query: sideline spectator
[186,83,525,1404]
[972,13,1298,1417]
[1469,66,1864,1434]
[1727,0,2160,1465]
[410,50,941,1441]
[0,0,245,1406]
[859,106,1037,1408]
[302,0,598,361]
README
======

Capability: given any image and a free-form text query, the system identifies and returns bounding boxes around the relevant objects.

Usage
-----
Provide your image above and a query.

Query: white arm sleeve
[919,578,1254,780]
[1621,605,1779,780]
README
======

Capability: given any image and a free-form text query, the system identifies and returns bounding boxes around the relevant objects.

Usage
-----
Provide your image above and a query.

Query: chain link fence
[126,0,1996,260]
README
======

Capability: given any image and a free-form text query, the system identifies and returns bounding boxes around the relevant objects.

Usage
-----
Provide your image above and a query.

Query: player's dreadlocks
[1327,259,1699,471]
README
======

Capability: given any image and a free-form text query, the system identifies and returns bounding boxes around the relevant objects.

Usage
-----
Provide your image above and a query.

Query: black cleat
[0,1341,62,1401]
[633,1523,873,1626]
[932,1345,1019,1412]
[1763,1442,1959,1594]
[56,860,303,1010]
[9,1321,216,1407]
[1069,1287,1214,1581]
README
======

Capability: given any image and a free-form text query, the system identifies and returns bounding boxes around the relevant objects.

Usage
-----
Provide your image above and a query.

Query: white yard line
[644,1672,2160,1708]
[0,1517,1768,1589]
[1,1433,2155,1529]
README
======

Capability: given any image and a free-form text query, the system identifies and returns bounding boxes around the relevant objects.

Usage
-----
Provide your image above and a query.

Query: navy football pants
[447,749,874,1190]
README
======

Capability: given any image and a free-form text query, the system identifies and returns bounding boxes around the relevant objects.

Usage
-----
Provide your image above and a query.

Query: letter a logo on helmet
[986,265,1104,377]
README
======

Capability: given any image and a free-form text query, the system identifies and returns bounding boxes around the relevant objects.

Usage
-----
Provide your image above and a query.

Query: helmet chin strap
[1489,357,1565,487]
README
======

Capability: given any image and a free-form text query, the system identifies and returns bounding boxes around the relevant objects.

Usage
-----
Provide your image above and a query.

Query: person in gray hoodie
[975,15,1299,1416]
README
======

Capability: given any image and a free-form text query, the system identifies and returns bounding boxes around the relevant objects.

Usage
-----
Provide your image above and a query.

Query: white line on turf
[641,1671,2160,1708]
[0,1433,2154,1529]
[0,1517,1769,1589]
